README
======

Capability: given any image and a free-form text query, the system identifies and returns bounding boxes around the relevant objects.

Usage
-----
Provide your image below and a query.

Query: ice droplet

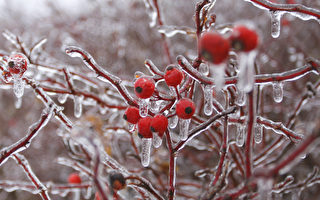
[203,85,213,116]
[254,123,263,144]
[211,64,225,91]
[236,125,246,147]
[58,94,69,104]
[169,115,178,129]
[179,118,190,141]
[152,132,162,148]
[15,97,22,109]
[236,89,246,106]
[138,98,149,117]
[237,52,256,93]
[141,138,152,167]
[99,106,107,115]
[199,63,209,76]
[158,26,188,37]
[13,77,25,98]
[74,95,84,118]
[273,82,283,103]
[270,11,284,38]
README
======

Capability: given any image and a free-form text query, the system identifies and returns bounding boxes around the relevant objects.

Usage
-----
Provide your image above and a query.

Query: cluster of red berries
[200,25,259,64]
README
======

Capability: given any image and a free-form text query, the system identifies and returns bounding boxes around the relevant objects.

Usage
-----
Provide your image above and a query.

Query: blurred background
[0,0,319,199]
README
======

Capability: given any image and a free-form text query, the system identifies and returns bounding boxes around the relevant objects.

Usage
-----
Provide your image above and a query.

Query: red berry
[176,98,195,119]
[68,173,82,184]
[95,192,101,200]
[109,173,126,190]
[138,117,153,138]
[134,77,155,99]
[7,53,28,77]
[164,65,184,87]
[150,114,168,137]
[123,106,140,124]
[199,32,230,64]
[229,26,259,52]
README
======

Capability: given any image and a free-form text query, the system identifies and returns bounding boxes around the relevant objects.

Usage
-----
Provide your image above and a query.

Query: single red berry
[109,173,126,190]
[229,26,259,52]
[150,114,168,137]
[134,77,155,99]
[138,117,153,138]
[176,98,195,119]
[7,53,28,77]
[199,32,230,64]
[164,65,184,87]
[95,192,101,200]
[68,173,82,184]
[123,106,140,124]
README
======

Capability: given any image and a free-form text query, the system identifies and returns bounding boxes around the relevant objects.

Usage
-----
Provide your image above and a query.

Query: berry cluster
[200,25,259,64]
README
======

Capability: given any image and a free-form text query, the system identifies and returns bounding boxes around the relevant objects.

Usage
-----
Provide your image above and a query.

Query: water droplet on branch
[236,124,246,147]
[169,115,178,129]
[152,132,162,148]
[74,95,84,118]
[203,85,213,116]
[270,11,284,38]
[254,123,263,144]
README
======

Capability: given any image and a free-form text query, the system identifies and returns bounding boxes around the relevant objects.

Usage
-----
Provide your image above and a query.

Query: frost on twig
[13,153,51,200]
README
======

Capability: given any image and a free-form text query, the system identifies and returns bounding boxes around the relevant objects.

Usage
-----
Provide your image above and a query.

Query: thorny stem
[245,0,320,19]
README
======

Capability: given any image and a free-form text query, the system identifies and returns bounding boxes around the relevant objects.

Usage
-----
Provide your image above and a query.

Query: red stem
[245,91,255,178]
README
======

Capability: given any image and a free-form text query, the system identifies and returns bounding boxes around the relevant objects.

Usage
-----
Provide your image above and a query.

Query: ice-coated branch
[13,153,51,200]
[144,59,164,77]
[65,46,137,107]
[126,175,166,200]
[256,116,303,141]
[244,0,320,20]
[245,92,254,179]
[177,55,320,86]
[174,106,237,152]
[24,78,73,130]
[0,106,54,166]
[0,180,91,197]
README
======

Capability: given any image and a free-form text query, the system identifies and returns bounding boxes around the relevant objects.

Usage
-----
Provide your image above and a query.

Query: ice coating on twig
[0,105,54,166]
[142,0,157,27]
[158,25,192,37]
[13,153,51,200]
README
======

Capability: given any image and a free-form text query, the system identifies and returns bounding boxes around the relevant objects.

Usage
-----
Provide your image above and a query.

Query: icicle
[15,97,22,109]
[179,118,190,141]
[152,132,162,148]
[236,89,246,106]
[74,95,84,118]
[58,94,69,104]
[141,138,152,167]
[237,51,256,93]
[254,123,263,144]
[138,98,149,117]
[199,63,209,76]
[270,11,284,38]
[211,64,225,91]
[236,125,245,147]
[169,115,178,129]
[13,77,25,98]
[273,82,283,103]
[128,123,135,132]
[73,189,80,200]
[142,0,157,27]
[203,85,213,116]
